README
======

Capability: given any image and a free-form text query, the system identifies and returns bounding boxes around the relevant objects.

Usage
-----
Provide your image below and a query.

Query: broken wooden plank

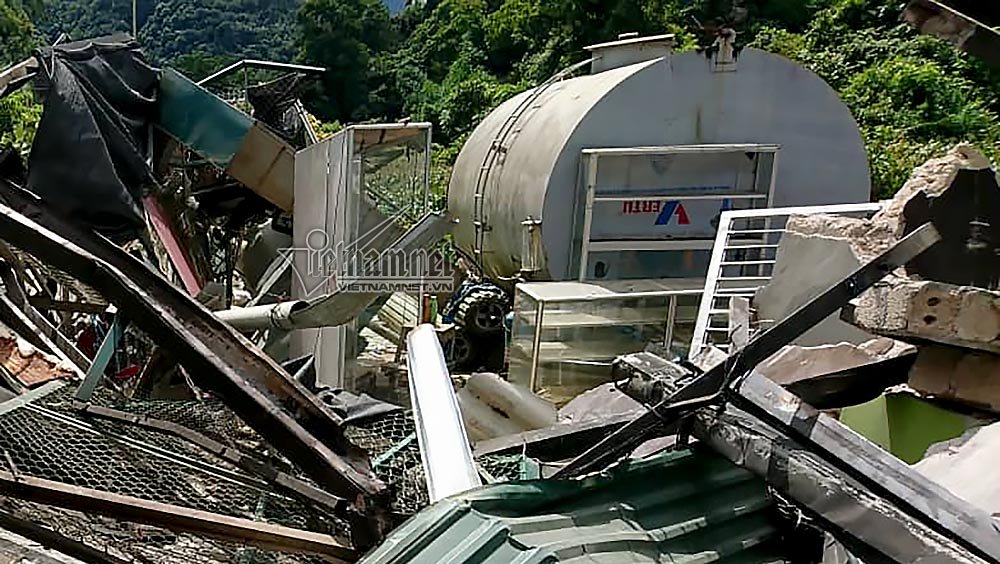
[0,470,356,561]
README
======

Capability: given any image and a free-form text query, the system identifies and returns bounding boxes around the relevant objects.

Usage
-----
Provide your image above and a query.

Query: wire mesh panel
[0,369,536,564]
[345,410,534,515]
[0,388,353,563]
[0,407,338,535]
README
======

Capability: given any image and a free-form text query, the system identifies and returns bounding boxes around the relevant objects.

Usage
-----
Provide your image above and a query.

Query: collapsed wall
[754,142,1000,416]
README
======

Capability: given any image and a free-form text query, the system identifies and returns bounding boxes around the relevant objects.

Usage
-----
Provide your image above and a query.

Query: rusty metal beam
[0,185,385,508]
[27,295,107,314]
[0,470,356,561]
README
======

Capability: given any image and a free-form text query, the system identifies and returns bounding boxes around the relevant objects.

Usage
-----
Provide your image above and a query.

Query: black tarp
[27,34,158,237]
[247,73,312,149]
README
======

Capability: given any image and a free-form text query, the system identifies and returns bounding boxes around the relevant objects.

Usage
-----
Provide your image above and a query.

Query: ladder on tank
[470,58,595,261]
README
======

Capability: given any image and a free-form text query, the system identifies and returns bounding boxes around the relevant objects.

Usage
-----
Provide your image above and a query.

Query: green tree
[0,88,42,158]
[0,0,40,66]
[297,0,395,122]
[44,0,298,67]
[0,0,41,153]
[170,51,237,81]
[752,0,999,196]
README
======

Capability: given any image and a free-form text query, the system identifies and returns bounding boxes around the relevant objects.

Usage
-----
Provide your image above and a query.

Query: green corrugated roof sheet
[361,448,787,564]
[157,68,253,168]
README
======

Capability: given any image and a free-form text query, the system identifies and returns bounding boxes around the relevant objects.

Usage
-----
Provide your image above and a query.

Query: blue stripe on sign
[655,201,678,225]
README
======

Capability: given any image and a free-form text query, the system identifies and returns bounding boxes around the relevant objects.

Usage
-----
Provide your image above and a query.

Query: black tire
[455,287,508,335]
[443,331,474,370]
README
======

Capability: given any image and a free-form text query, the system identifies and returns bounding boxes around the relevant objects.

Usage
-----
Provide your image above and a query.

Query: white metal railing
[688,202,885,359]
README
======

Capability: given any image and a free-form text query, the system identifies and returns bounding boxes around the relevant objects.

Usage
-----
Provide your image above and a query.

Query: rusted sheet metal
[0,185,385,505]
[225,122,295,212]
[0,328,73,387]
[0,470,356,561]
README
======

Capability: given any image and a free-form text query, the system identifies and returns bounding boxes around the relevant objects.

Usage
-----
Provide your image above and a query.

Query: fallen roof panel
[359,448,786,564]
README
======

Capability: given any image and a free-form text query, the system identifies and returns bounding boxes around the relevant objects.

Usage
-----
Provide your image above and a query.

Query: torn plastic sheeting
[315,388,402,426]
[28,34,158,237]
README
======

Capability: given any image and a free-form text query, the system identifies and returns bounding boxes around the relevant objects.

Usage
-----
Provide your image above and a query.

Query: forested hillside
[0,0,997,198]
[41,0,297,68]
[297,0,998,198]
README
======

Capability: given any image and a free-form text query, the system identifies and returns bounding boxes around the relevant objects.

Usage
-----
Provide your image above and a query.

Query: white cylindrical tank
[448,35,871,282]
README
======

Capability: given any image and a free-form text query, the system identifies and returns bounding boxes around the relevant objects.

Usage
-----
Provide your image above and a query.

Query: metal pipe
[406,324,481,502]
[214,301,309,331]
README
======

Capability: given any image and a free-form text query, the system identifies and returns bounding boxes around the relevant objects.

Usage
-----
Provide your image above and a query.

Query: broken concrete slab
[754,144,998,347]
[913,422,1000,516]
[842,279,1000,354]
[757,338,915,386]
[870,143,995,240]
[756,338,916,409]
[752,213,884,347]
[908,345,1000,412]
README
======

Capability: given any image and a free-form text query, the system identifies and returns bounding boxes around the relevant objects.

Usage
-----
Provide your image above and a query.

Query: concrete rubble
[914,422,1000,516]
[843,280,1000,354]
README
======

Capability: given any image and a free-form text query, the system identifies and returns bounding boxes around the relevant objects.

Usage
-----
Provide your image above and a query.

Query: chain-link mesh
[63,378,535,518]
[0,372,537,561]
[0,383,354,564]
[344,410,532,515]
[0,403,341,534]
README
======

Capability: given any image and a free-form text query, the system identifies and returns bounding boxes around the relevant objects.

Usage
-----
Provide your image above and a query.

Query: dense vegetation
[298,0,998,198]
[40,0,297,71]
[1,0,997,198]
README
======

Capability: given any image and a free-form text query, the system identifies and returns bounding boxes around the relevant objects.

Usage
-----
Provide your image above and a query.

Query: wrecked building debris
[0,14,991,563]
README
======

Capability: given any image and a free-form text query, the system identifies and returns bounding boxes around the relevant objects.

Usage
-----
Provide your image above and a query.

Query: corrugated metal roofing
[361,447,787,564]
